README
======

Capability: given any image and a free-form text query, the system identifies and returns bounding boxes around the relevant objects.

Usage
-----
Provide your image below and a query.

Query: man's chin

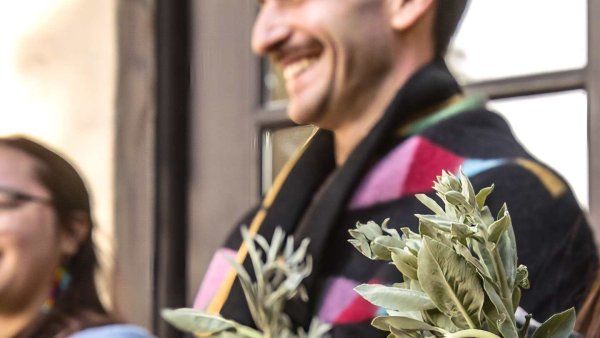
[287,105,316,126]
[286,98,327,126]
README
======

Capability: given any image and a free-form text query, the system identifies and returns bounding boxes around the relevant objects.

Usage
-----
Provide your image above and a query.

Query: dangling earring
[41,266,72,314]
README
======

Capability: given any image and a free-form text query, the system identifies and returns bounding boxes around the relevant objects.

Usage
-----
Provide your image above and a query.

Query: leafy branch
[349,170,576,338]
[162,227,331,338]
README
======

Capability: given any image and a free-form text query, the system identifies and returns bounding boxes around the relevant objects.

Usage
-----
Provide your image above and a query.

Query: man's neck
[333,56,433,166]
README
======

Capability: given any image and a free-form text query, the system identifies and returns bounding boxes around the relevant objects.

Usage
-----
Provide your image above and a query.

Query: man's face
[253,0,397,129]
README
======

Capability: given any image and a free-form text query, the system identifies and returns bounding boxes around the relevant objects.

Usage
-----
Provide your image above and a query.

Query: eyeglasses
[0,186,52,210]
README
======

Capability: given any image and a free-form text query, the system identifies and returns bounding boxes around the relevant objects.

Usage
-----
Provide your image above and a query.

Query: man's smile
[282,57,319,82]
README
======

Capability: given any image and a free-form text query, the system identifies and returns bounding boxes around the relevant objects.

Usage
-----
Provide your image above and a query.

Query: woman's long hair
[0,137,115,337]
[576,271,600,337]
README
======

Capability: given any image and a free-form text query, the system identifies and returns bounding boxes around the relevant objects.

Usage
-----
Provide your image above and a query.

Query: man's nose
[252,4,291,55]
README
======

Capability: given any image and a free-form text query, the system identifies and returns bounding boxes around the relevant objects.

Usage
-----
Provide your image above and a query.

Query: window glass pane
[0,0,116,307]
[263,60,288,104]
[448,1,587,83]
[262,125,315,194]
[488,90,588,209]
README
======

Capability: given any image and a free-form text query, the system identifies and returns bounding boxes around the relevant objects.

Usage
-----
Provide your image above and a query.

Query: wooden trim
[114,0,156,330]
[587,0,600,247]
[187,0,261,305]
[257,107,291,128]
[464,69,586,100]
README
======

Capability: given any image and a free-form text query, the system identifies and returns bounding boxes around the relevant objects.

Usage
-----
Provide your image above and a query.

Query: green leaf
[496,219,518,291]
[417,238,484,329]
[472,241,497,281]
[416,194,445,216]
[480,206,496,226]
[381,219,401,238]
[512,287,521,317]
[488,212,511,244]
[475,184,495,209]
[516,265,530,289]
[299,317,332,338]
[355,221,384,240]
[371,236,405,260]
[531,308,576,338]
[390,248,418,280]
[497,203,508,220]
[388,326,422,338]
[454,244,492,282]
[481,280,518,338]
[161,308,238,335]
[459,171,477,206]
[371,316,446,334]
[451,223,477,245]
[444,191,469,207]
[422,309,461,333]
[287,237,310,265]
[416,214,455,231]
[354,284,436,312]
[446,329,503,338]
[348,231,373,259]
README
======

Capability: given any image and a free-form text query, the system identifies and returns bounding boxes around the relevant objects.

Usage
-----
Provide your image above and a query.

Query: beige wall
[0,0,116,306]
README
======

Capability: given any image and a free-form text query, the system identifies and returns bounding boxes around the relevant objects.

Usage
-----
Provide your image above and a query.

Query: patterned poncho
[193,60,598,337]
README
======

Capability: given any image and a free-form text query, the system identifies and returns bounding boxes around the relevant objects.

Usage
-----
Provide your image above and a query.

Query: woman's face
[0,146,61,312]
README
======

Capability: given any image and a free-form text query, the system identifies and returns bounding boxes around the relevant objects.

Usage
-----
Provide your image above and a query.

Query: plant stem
[445,329,502,338]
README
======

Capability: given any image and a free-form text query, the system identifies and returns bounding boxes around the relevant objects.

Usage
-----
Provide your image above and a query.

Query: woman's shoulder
[68,324,155,338]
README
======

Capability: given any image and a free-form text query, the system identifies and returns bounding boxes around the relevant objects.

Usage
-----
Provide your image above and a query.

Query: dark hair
[434,0,468,57]
[0,136,116,337]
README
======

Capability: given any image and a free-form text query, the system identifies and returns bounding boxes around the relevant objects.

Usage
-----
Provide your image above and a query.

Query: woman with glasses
[0,137,152,338]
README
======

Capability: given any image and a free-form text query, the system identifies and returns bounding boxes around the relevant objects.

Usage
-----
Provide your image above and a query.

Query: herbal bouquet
[162,227,331,338]
[348,171,576,338]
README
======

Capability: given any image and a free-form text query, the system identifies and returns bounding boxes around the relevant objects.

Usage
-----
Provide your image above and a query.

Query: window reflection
[262,125,315,194]
[448,1,587,83]
[489,90,588,209]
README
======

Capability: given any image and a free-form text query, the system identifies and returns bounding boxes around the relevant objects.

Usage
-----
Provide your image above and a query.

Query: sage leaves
[349,170,577,338]
[162,227,331,338]
[417,238,484,329]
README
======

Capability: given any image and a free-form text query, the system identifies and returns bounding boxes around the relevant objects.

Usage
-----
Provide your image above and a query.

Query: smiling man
[193,0,598,336]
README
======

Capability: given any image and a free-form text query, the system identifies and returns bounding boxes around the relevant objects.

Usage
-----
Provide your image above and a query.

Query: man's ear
[59,211,91,259]
[387,0,435,32]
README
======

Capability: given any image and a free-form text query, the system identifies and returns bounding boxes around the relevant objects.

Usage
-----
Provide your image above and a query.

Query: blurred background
[0,1,598,337]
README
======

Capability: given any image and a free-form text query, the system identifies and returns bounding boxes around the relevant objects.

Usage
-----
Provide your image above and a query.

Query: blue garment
[68,324,154,338]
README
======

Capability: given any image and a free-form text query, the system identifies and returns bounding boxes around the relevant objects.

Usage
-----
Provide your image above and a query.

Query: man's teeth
[283,58,317,81]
